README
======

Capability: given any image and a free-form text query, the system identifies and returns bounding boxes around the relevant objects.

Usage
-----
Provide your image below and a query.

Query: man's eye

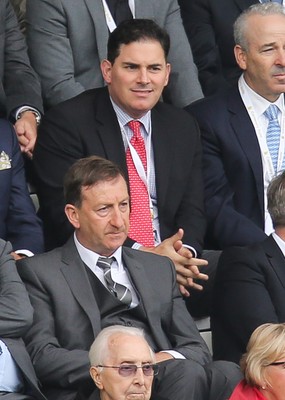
[142,365,152,371]
[120,365,134,371]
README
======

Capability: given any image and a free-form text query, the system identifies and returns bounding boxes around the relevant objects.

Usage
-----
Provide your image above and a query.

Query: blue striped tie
[264,104,281,173]
[261,0,283,3]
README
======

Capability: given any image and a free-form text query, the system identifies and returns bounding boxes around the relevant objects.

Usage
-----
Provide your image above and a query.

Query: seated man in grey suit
[18,156,242,400]
[89,325,157,400]
[212,171,285,363]
[0,238,46,400]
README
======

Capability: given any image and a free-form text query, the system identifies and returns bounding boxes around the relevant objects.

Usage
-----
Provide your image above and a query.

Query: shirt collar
[110,96,151,134]
[73,232,123,269]
[240,74,285,117]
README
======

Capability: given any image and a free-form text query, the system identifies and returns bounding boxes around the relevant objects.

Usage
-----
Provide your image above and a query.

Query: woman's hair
[240,323,285,388]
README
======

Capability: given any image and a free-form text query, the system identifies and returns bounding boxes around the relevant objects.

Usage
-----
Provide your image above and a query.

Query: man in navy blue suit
[187,2,285,250]
[0,119,44,258]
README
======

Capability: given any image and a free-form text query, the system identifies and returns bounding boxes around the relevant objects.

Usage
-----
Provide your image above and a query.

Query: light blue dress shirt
[0,340,24,392]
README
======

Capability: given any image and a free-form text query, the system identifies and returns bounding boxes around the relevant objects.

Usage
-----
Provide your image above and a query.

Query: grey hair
[267,171,285,228]
[89,325,155,367]
[234,3,285,51]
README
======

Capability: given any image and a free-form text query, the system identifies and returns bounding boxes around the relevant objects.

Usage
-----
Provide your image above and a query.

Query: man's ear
[101,59,113,84]
[64,204,80,229]
[234,45,247,71]
[90,367,104,390]
[164,63,171,87]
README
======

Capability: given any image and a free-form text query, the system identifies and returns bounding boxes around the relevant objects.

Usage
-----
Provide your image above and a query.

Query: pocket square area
[0,151,11,170]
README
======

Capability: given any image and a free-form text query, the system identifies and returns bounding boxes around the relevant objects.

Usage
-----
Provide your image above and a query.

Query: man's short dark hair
[64,156,126,208]
[107,18,170,64]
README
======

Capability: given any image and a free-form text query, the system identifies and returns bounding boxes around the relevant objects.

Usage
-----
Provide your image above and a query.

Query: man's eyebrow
[260,42,276,49]
[122,62,139,66]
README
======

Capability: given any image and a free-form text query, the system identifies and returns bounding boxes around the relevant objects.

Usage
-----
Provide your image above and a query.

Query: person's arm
[159,256,211,365]
[26,0,86,108]
[159,0,203,107]
[5,122,44,254]
[213,246,279,352]
[141,229,208,297]
[187,100,267,249]
[4,0,43,117]
[33,103,89,249]
[202,123,267,247]
[0,239,33,337]
[17,256,90,387]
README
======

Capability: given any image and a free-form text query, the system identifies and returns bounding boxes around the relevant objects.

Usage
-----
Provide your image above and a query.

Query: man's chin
[126,394,149,400]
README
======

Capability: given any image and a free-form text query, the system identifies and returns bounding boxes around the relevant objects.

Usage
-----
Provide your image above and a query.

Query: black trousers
[153,358,242,400]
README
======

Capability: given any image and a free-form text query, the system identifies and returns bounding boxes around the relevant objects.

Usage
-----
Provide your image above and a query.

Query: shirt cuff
[15,106,40,118]
[131,242,143,250]
[15,249,34,257]
[160,350,185,360]
[183,244,197,258]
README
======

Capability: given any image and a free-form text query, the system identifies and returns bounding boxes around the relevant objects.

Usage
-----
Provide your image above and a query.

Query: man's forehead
[117,40,166,59]
[81,177,128,199]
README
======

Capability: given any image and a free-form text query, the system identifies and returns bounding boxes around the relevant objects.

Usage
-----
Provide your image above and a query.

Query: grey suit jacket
[18,238,211,400]
[0,239,46,400]
[26,0,203,109]
[0,0,42,117]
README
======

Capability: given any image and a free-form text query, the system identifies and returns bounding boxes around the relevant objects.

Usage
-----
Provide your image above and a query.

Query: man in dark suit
[33,18,209,303]
[1,0,42,158]
[0,119,44,257]
[18,156,242,400]
[212,170,285,363]
[178,0,258,96]
[187,2,285,250]
[0,238,46,400]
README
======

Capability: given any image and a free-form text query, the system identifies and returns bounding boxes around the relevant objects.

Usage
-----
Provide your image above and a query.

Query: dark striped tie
[97,257,132,306]
[106,0,133,25]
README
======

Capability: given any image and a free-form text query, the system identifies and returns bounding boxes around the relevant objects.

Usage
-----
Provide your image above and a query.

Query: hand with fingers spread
[141,228,208,297]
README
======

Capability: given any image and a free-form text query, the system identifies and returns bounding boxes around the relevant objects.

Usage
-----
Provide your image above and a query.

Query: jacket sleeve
[3,0,43,116]
[0,239,33,337]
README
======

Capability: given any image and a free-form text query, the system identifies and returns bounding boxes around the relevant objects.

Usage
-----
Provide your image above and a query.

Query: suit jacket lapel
[264,235,285,289]
[60,238,101,335]
[151,106,173,208]
[122,248,169,348]
[4,338,46,400]
[94,89,129,180]
[84,0,109,61]
[228,88,264,213]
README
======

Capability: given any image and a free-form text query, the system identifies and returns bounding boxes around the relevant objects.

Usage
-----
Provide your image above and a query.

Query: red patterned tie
[126,120,154,247]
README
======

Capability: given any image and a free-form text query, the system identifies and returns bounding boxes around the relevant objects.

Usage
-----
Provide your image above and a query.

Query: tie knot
[128,120,141,138]
[264,104,279,121]
[97,257,114,271]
